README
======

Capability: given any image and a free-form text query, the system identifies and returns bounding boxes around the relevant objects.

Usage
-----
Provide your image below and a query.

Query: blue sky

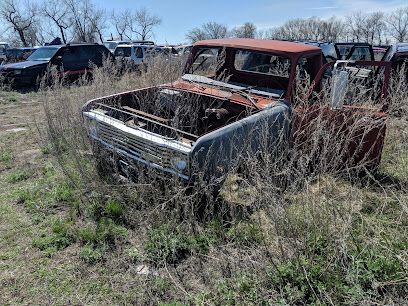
[99,0,406,43]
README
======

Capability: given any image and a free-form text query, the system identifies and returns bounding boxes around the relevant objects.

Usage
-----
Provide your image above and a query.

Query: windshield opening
[27,47,59,61]
[186,47,291,98]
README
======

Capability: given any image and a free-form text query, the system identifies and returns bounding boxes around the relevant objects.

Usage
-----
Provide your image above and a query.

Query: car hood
[171,77,281,109]
[1,60,48,70]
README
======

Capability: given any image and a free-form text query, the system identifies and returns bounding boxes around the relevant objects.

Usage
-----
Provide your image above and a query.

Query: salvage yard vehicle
[114,44,174,69]
[82,38,391,183]
[175,45,193,56]
[335,42,375,61]
[5,47,38,62]
[0,43,112,87]
[0,42,10,64]
[156,45,179,57]
[103,40,155,53]
[382,43,408,73]
[103,40,132,53]
[0,42,10,63]
[295,40,339,62]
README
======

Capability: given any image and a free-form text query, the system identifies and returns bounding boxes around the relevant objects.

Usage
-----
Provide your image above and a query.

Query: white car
[103,40,155,53]
[113,44,161,66]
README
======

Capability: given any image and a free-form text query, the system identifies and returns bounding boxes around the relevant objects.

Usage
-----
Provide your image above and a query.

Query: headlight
[13,70,22,75]
[86,118,98,136]
[171,158,187,171]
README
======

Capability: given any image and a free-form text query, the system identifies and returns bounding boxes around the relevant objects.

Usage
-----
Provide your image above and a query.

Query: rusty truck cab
[186,39,389,171]
[186,38,323,103]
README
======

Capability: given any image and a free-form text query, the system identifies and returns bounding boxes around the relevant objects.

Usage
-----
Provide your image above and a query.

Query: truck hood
[170,74,284,109]
[1,60,48,70]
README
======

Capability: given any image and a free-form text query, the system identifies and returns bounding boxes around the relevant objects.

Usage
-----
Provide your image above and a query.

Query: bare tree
[363,12,386,45]
[89,8,107,43]
[111,10,131,40]
[320,17,346,42]
[64,0,102,42]
[186,22,228,43]
[185,28,208,43]
[42,0,71,44]
[203,22,228,39]
[387,7,408,42]
[345,12,366,42]
[265,17,345,42]
[0,0,38,46]
[130,7,161,41]
[232,22,257,38]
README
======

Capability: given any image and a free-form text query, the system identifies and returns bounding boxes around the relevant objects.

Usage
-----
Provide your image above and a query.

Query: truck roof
[194,38,322,56]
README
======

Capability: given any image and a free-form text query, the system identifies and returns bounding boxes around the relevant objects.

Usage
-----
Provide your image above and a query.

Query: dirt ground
[0,90,126,305]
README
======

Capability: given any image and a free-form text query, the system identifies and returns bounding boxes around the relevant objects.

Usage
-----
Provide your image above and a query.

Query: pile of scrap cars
[82,38,408,186]
[0,39,189,87]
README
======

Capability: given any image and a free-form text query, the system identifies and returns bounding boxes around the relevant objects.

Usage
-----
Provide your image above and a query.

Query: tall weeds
[40,57,408,304]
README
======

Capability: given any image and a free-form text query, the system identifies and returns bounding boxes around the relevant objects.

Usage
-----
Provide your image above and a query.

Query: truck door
[292,60,389,172]
[60,46,86,78]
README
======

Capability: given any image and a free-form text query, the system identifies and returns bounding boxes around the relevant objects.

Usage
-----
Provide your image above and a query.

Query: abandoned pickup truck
[82,38,390,183]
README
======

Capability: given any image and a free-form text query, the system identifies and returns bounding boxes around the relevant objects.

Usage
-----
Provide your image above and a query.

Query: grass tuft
[6,169,33,183]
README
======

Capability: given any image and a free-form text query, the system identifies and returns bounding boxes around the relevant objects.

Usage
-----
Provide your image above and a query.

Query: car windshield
[27,47,59,61]
[0,45,6,54]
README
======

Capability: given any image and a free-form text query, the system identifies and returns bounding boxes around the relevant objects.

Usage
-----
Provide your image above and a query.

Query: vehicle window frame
[27,47,59,62]
[135,47,143,58]
[234,49,292,78]
[189,47,222,75]
[114,46,132,58]
[348,46,372,61]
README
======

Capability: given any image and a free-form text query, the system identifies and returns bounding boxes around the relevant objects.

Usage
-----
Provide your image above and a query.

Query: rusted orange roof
[194,38,321,55]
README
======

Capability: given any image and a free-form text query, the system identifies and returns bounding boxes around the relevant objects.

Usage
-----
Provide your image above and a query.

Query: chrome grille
[95,120,189,172]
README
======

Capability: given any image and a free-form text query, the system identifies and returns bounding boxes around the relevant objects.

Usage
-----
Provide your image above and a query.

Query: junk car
[0,42,10,62]
[0,43,112,87]
[382,43,408,73]
[5,47,38,62]
[82,38,390,183]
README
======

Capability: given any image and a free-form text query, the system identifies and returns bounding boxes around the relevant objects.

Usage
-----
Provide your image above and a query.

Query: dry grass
[0,57,407,305]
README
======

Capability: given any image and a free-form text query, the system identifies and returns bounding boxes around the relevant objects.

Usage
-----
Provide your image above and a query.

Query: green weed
[0,150,12,162]
[226,221,263,246]
[77,218,127,247]
[32,218,74,256]
[104,199,124,220]
[79,245,103,264]
[6,169,33,183]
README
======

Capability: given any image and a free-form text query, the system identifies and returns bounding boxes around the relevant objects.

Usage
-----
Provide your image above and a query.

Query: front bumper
[0,71,34,86]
